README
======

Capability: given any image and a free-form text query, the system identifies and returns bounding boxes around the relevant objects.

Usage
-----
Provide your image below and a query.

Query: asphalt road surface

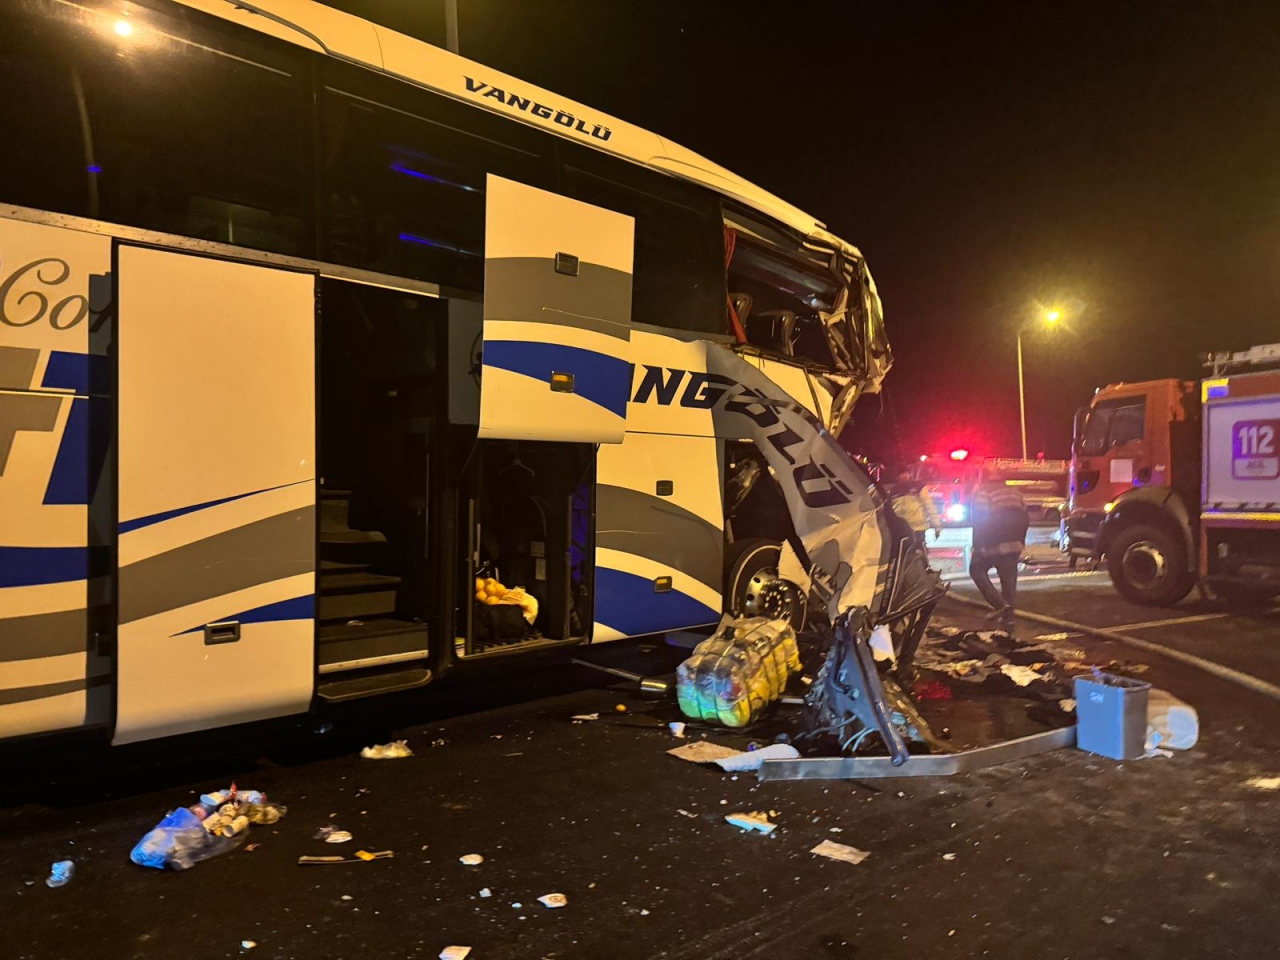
[5,575,1280,960]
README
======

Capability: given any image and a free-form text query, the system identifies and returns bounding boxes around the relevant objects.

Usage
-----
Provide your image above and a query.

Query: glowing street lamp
[1017,307,1062,459]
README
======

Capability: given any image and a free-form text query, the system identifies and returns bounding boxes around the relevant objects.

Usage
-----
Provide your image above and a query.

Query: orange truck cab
[1065,345,1280,605]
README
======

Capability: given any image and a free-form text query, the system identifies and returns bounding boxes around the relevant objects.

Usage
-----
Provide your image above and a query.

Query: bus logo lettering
[464,77,613,141]
[0,257,89,330]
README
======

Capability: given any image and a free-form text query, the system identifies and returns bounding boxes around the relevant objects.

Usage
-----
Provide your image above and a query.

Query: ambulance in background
[1064,344,1280,605]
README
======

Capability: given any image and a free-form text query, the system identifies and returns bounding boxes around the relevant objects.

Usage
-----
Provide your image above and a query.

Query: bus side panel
[113,246,317,745]
[0,217,112,740]
[594,433,723,641]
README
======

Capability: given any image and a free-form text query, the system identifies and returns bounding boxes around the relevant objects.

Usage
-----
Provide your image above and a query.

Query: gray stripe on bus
[0,346,39,390]
[118,506,315,625]
[485,257,632,341]
[596,484,723,592]
[0,673,108,707]
[0,608,100,661]
[0,391,62,474]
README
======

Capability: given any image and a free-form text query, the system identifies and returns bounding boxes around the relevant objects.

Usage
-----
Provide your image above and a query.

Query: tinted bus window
[0,3,93,218]
[560,147,726,335]
[321,62,552,290]
[3,1,313,254]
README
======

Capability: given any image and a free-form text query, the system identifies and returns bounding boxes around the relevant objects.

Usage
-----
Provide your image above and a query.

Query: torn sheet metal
[701,343,889,619]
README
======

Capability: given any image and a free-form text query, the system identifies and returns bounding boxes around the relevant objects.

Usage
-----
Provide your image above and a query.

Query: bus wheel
[1106,524,1194,607]
[724,539,804,628]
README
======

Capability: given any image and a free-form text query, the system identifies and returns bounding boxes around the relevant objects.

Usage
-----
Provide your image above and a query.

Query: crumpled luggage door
[479,175,634,443]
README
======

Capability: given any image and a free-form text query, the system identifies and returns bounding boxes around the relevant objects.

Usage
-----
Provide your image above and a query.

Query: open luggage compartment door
[479,175,634,443]
[113,245,317,744]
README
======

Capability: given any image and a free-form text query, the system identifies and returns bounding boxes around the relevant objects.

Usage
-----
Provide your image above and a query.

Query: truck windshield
[1080,398,1146,455]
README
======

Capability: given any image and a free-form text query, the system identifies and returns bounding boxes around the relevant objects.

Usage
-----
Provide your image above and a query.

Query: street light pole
[1017,330,1027,459]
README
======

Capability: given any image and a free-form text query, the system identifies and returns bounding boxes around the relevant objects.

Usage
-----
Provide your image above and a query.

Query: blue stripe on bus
[42,396,110,506]
[41,352,103,394]
[118,481,306,534]
[173,594,315,636]
[482,340,632,418]
[0,546,102,588]
[593,567,720,639]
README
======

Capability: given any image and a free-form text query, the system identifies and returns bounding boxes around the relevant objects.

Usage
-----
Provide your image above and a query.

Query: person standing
[969,480,1028,632]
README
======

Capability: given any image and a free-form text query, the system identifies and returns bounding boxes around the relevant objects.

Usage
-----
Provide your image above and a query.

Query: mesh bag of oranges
[676,615,801,727]
[474,576,538,624]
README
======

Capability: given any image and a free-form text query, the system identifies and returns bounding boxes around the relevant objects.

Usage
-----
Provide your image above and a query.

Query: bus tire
[724,538,804,628]
[1106,523,1195,607]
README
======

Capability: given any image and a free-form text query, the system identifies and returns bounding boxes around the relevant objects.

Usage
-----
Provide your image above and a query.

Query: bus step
[317,665,433,703]
[318,572,402,622]
[321,559,373,574]
[318,618,428,674]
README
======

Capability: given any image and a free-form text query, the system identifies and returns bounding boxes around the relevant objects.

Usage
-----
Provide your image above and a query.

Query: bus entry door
[479,175,634,443]
[113,246,317,745]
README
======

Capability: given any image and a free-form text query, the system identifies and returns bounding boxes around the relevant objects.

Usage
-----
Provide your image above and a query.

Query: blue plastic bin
[1074,673,1151,760]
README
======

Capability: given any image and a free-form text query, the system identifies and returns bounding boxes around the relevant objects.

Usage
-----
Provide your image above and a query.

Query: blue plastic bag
[130,806,243,870]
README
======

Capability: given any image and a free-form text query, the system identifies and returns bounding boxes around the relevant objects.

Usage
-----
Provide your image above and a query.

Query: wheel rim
[741,568,799,622]
[1122,541,1168,590]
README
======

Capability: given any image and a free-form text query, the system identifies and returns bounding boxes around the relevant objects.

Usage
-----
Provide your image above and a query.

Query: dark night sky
[331,0,1280,461]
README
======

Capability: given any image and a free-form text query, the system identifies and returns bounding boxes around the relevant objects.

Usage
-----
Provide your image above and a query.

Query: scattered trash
[615,704,627,713]
[538,892,568,909]
[511,902,523,909]
[1142,747,1175,759]
[340,895,353,901]
[1246,776,1280,791]
[131,786,286,870]
[868,623,896,665]
[479,888,492,898]
[676,809,698,819]
[942,853,957,861]
[810,840,870,865]
[460,854,484,866]
[440,947,472,960]
[829,827,844,833]
[45,860,74,888]
[1101,916,1116,926]
[668,722,687,738]
[244,843,261,853]
[1146,689,1199,751]
[667,741,742,764]
[571,713,600,723]
[724,811,777,835]
[298,850,394,865]
[325,831,354,844]
[711,743,800,773]
[999,663,1047,687]
[1060,698,1077,713]
[640,909,651,916]
[361,740,413,760]
[676,616,801,727]
[240,940,257,951]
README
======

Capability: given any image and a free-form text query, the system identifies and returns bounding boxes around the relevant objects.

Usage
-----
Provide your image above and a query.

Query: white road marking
[1111,612,1235,632]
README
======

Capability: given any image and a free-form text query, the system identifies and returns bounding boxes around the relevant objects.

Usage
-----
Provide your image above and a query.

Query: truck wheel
[1106,524,1194,606]
[724,538,804,627]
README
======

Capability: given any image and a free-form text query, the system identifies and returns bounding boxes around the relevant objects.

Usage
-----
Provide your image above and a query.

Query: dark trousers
[970,552,1019,616]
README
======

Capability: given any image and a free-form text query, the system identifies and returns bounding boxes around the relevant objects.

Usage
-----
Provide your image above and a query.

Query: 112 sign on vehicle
[1234,419,1279,480]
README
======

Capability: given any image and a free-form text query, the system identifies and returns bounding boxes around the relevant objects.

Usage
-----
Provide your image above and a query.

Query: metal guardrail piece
[757,724,1076,781]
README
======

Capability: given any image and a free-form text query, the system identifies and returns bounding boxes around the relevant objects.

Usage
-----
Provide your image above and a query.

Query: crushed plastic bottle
[676,615,801,727]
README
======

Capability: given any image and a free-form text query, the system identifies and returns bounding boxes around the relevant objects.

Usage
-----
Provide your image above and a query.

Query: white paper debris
[538,893,568,909]
[724,811,777,835]
[440,947,472,960]
[571,713,600,722]
[676,809,698,818]
[942,852,957,861]
[459,854,484,866]
[810,840,870,864]
[711,743,801,772]
[668,721,687,738]
[241,942,257,951]
[361,740,413,759]
[479,888,492,898]
[869,623,896,664]
[1246,776,1280,790]
[325,830,353,844]
[999,663,1046,687]
[666,741,742,763]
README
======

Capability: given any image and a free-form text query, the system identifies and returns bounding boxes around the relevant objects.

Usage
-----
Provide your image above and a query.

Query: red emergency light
[949,448,970,461]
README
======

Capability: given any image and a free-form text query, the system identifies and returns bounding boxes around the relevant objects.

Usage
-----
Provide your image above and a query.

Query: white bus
[0,0,924,748]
